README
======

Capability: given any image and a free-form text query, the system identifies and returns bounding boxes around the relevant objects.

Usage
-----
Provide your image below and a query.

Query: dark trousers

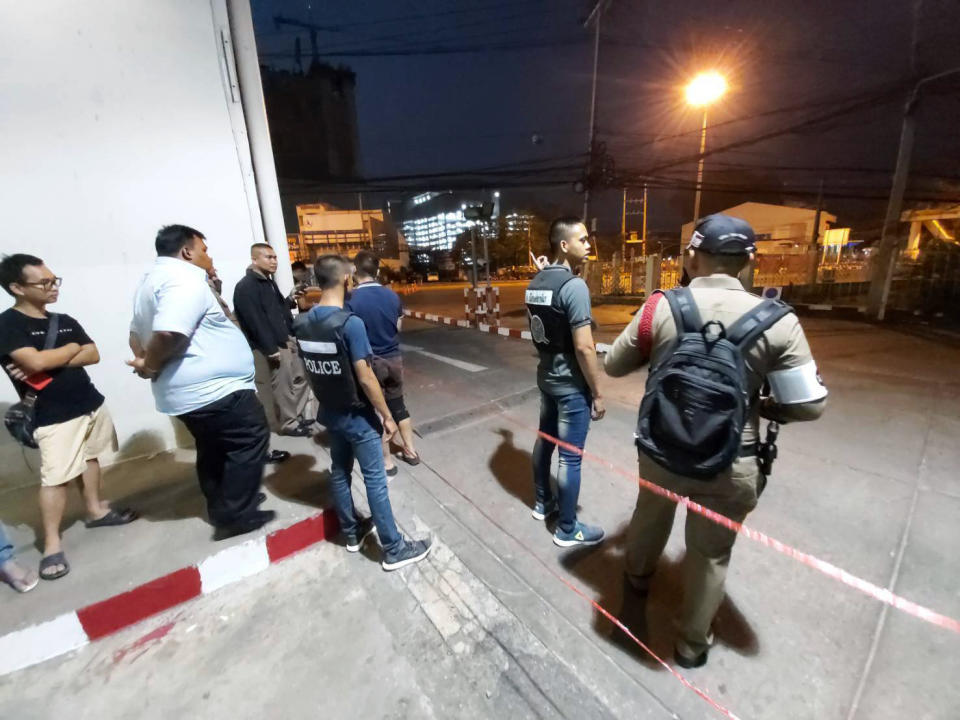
[178,390,269,527]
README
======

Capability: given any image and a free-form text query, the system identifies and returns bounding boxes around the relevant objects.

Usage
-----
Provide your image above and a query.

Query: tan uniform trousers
[258,336,316,434]
[625,453,762,658]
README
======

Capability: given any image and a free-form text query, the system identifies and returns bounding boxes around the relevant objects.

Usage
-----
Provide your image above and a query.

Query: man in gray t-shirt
[536,274,593,396]
[524,216,606,548]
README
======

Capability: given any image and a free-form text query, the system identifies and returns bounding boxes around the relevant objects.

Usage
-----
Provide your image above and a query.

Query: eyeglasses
[23,277,63,290]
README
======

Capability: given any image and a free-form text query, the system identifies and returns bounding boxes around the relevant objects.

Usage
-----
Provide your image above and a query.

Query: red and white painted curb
[404,309,532,340]
[0,509,339,677]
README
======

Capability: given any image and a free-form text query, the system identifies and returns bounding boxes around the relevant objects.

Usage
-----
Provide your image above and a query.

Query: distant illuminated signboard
[823,228,850,247]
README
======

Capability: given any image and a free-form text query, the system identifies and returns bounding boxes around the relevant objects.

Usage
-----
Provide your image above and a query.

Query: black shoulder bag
[4,313,59,449]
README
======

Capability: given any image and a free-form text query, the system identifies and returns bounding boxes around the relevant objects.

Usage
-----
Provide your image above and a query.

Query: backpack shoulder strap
[663,287,703,335]
[43,313,59,350]
[726,299,794,350]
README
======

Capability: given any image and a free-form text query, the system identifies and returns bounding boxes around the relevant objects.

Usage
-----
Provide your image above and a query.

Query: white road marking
[400,344,487,373]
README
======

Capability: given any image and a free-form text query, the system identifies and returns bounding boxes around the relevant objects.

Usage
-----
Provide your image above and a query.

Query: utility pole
[866,77,960,315]
[470,225,478,289]
[527,222,533,269]
[621,187,627,257]
[807,179,824,285]
[642,183,648,256]
[582,0,610,222]
[483,228,491,286]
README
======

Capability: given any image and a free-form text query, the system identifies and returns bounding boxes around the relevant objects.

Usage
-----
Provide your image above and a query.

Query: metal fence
[586,245,959,322]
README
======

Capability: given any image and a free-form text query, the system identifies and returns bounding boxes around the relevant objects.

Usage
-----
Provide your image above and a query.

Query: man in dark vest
[294,254,432,571]
[525,216,606,547]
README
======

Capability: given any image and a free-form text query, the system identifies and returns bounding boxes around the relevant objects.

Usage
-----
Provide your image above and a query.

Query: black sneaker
[344,517,376,553]
[213,510,276,541]
[381,537,432,571]
[267,450,290,463]
[674,647,708,669]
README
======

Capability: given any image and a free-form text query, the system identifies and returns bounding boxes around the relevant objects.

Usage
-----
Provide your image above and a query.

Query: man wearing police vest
[525,216,607,547]
[294,254,432,571]
[604,214,827,668]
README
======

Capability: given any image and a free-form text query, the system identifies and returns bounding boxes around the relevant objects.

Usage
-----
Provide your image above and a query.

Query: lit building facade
[393,191,500,251]
[504,211,534,235]
[296,203,384,259]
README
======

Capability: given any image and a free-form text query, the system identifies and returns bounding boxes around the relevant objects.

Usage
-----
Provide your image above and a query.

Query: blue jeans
[532,390,591,534]
[0,523,13,565]
[327,410,403,554]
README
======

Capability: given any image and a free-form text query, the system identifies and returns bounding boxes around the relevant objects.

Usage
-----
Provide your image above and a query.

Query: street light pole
[691,109,708,229]
[681,70,726,274]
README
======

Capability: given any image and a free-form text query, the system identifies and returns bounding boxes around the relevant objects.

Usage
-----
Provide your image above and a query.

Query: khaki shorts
[34,405,118,486]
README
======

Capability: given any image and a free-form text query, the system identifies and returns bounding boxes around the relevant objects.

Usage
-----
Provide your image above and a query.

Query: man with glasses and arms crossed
[0,254,136,582]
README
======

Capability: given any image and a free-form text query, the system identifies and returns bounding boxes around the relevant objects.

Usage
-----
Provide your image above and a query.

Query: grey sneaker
[531,498,558,520]
[382,537,433,571]
[344,517,376,553]
[553,521,604,548]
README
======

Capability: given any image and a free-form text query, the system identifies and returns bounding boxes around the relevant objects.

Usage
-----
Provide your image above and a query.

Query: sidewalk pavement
[0,431,333,641]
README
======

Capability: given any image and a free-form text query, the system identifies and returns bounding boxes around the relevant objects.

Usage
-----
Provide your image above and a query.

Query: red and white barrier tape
[403,309,960,634]
[525,425,960,636]
[412,455,743,720]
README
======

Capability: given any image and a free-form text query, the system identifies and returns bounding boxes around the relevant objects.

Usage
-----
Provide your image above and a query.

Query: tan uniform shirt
[604,273,826,444]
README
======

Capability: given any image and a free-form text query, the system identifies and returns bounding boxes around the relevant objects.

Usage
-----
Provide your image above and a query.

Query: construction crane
[272,14,342,70]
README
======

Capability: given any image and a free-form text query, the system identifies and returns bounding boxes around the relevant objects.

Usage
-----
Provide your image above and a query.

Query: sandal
[85,507,139,528]
[39,552,70,581]
[0,559,40,593]
[400,452,421,467]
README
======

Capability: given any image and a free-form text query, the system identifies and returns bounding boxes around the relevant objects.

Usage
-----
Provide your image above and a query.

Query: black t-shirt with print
[0,308,104,427]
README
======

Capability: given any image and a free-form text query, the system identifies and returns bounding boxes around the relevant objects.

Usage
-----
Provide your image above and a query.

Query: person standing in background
[206,264,290,465]
[346,250,420,477]
[233,244,317,438]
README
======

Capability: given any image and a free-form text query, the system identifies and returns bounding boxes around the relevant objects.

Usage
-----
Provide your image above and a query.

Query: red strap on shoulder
[636,291,664,358]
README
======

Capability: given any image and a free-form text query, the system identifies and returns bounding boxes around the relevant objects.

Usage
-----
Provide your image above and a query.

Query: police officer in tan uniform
[604,214,827,668]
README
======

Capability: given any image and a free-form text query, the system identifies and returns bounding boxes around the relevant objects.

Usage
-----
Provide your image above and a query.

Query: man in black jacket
[233,243,316,436]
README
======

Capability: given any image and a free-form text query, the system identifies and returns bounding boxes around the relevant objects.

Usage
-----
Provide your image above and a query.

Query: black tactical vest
[293,309,366,413]
[525,265,577,354]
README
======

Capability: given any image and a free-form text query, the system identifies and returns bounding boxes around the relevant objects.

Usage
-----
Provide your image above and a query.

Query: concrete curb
[0,509,339,677]
[404,309,531,340]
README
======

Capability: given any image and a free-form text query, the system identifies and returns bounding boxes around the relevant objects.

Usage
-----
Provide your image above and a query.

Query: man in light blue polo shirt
[129,225,274,540]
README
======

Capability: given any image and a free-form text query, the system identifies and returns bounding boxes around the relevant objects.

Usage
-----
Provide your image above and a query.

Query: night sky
[251,0,960,235]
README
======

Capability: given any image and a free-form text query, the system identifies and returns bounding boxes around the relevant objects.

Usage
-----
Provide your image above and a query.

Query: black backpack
[635,287,793,479]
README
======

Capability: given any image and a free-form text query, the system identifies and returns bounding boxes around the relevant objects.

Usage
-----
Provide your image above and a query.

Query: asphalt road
[400,280,638,339]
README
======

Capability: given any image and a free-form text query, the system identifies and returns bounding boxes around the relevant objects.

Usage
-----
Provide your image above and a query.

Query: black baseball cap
[687,214,756,255]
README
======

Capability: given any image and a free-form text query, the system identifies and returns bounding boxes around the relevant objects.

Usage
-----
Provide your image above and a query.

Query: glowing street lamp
[685,71,727,107]
[685,72,727,265]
